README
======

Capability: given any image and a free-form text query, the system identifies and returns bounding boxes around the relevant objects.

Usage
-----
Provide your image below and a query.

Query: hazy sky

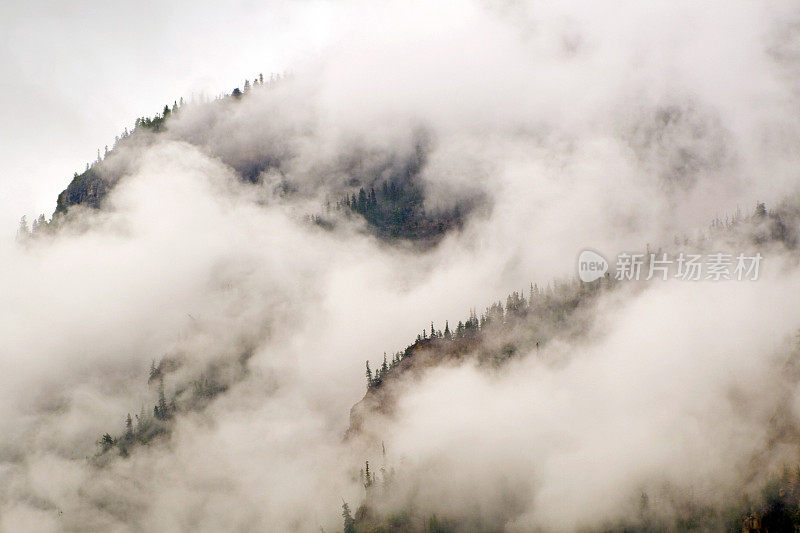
[0,0,333,232]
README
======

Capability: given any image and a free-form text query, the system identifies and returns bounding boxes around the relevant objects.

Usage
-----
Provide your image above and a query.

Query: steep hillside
[45,78,479,246]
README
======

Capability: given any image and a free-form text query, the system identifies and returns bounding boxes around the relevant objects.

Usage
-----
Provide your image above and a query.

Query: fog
[2,0,800,531]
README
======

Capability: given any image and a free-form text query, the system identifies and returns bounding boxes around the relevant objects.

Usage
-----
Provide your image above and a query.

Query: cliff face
[52,125,155,217]
[55,168,109,214]
[346,336,482,439]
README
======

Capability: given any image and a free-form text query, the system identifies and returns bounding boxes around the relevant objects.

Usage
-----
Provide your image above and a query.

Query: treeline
[134,72,286,132]
[43,72,287,220]
[357,200,793,396]
[361,279,605,393]
[703,201,795,247]
[98,375,173,458]
[27,67,472,245]
[96,354,247,458]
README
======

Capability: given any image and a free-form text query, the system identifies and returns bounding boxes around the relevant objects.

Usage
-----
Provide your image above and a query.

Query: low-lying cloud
[2,0,800,531]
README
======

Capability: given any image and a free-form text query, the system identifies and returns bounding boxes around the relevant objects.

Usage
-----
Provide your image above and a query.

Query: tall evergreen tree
[364,461,373,488]
[16,216,29,243]
[342,502,356,533]
[136,405,147,432]
[156,378,168,419]
[381,352,389,378]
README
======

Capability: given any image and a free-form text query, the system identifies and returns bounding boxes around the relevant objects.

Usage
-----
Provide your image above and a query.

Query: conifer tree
[156,378,168,419]
[100,433,115,451]
[136,405,147,432]
[358,188,367,213]
[33,214,46,234]
[16,216,29,243]
[381,353,389,377]
[364,461,373,488]
[365,361,373,388]
[342,502,356,533]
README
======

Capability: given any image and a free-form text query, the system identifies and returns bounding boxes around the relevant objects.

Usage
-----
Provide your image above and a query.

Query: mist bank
[3,0,800,531]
